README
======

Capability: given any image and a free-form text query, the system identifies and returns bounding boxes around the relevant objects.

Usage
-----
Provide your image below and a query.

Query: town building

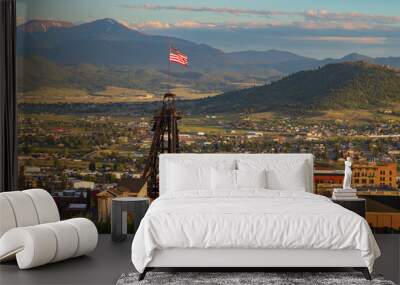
[72,180,95,190]
[314,169,344,195]
[52,189,91,219]
[96,177,147,221]
[352,162,397,189]
[314,161,398,194]
[367,212,400,231]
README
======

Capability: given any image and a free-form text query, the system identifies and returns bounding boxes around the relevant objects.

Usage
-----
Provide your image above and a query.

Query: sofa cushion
[0,192,39,227]
[42,221,79,262]
[24,189,60,224]
[64,218,98,257]
[0,196,17,238]
[0,226,57,269]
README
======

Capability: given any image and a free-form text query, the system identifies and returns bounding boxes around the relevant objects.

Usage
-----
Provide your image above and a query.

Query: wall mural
[16,0,400,233]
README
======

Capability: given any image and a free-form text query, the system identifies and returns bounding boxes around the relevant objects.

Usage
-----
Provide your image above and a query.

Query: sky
[16,0,400,58]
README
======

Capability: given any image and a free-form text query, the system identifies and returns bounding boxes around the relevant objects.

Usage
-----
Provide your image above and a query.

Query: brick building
[352,162,397,189]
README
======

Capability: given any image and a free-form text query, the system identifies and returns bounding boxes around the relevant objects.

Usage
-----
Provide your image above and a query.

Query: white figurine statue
[343,157,353,190]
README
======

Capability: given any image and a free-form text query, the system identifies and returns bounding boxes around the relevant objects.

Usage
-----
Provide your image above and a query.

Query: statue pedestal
[334,188,357,192]
[332,188,357,199]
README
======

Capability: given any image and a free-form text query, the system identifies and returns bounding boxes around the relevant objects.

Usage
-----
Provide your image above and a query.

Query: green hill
[17,56,279,99]
[187,62,400,113]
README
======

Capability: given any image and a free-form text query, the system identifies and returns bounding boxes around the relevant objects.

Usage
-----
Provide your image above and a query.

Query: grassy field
[21,158,89,169]
[179,124,226,135]
[94,86,155,102]
[19,88,90,104]
[19,87,158,104]
[180,115,266,136]
[246,112,276,121]
[304,109,400,124]
[171,85,220,100]
[18,84,222,104]
[19,113,80,122]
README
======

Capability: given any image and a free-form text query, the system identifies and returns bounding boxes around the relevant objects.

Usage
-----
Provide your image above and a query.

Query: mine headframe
[141,93,181,198]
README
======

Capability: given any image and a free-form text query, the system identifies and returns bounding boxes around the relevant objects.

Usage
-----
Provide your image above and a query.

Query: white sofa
[0,188,98,269]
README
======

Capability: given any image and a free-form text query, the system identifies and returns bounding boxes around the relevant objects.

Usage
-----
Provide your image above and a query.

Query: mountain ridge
[19,19,74,33]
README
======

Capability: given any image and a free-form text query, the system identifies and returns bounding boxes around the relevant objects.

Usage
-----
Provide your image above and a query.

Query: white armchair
[0,189,98,269]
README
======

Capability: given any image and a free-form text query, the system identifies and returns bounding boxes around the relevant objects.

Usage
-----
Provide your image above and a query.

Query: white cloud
[121,20,220,30]
[293,21,376,31]
[304,10,400,26]
[296,36,387,45]
[120,4,400,31]
[174,21,217,29]
[124,20,171,30]
[121,4,287,17]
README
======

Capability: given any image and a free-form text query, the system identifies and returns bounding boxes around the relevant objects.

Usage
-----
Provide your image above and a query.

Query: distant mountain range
[17,19,232,71]
[17,18,400,76]
[18,19,74,33]
[184,62,400,113]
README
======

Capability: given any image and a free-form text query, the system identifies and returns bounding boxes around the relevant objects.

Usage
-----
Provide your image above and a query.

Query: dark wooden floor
[374,234,400,284]
[0,234,399,285]
[0,235,134,285]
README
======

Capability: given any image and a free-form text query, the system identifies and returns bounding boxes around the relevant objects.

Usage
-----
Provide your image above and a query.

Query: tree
[89,161,96,172]
[53,158,62,170]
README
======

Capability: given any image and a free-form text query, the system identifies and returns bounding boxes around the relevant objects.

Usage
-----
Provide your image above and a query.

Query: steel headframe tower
[142,93,181,198]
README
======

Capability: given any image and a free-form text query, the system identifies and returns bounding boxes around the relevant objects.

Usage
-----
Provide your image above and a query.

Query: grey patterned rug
[116,272,395,285]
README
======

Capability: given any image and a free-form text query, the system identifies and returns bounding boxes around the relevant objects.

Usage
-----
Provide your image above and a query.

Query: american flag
[169,47,188,67]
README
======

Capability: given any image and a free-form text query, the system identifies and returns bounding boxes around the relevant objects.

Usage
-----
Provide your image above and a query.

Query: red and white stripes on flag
[169,47,188,67]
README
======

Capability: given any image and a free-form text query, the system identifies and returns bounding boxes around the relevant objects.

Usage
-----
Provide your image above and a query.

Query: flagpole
[168,43,171,94]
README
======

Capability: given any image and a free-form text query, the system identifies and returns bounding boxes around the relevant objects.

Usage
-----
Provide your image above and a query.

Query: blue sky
[16,0,400,58]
